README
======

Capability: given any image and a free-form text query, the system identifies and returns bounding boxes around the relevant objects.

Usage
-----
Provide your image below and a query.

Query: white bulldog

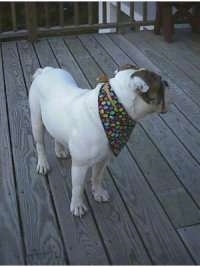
[29,64,169,217]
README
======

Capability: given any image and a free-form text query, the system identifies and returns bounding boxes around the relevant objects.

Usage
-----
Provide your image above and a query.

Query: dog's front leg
[91,158,110,202]
[70,164,88,217]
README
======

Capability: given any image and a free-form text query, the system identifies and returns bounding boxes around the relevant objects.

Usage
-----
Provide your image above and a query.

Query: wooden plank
[141,113,200,207]
[108,33,200,133]
[2,41,66,264]
[27,251,65,265]
[178,31,200,56]
[166,31,200,71]
[29,39,109,265]
[85,170,151,264]
[178,224,200,263]
[65,36,102,86]
[80,34,200,228]
[47,37,151,264]
[159,188,200,228]
[128,126,200,229]
[141,30,200,87]
[0,45,25,265]
[109,148,193,264]
[48,38,90,88]
[160,105,200,163]
[65,35,193,264]
[124,32,200,106]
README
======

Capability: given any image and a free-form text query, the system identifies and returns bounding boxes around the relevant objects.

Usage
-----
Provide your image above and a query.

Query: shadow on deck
[1,29,200,264]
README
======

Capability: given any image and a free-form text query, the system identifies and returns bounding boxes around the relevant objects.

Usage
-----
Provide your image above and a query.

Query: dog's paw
[36,157,50,175]
[70,201,87,217]
[92,188,110,202]
[55,149,68,159]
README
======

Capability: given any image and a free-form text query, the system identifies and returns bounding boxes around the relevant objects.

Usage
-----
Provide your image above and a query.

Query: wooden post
[143,2,147,24]
[116,2,120,32]
[10,2,17,31]
[44,3,50,28]
[25,2,37,42]
[59,2,64,27]
[74,3,79,25]
[88,2,93,25]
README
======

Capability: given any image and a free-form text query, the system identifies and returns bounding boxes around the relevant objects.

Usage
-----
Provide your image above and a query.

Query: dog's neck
[109,77,138,120]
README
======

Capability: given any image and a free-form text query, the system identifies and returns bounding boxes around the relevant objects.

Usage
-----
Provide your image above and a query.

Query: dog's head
[114,64,170,117]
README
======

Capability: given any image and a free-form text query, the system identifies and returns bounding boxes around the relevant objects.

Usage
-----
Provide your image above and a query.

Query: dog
[29,64,170,217]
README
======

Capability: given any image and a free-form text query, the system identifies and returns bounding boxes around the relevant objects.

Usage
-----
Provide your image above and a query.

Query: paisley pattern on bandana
[98,83,136,156]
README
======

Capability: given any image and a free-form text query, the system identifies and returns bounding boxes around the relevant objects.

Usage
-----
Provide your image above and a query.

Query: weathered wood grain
[159,188,200,229]
[47,36,151,264]
[18,39,109,265]
[64,36,103,87]
[142,30,200,86]
[124,32,200,106]
[108,33,200,133]
[2,31,200,264]
[160,105,200,163]
[129,125,200,228]
[109,148,193,264]
[2,41,66,264]
[66,35,193,264]
[162,30,200,71]
[178,224,200,264]
[48,37,90,89]
[141,114,200,206]
[0,46,25,265]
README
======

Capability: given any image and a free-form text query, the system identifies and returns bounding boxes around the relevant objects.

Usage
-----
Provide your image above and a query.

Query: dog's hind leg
[29,87,50,175]
[91,158,110,202]
[55,140,69,158]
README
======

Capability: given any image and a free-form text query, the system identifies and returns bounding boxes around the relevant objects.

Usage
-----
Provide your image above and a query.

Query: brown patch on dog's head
[115,63,139,73]
[131,69,167,113]
[96,73,109,83]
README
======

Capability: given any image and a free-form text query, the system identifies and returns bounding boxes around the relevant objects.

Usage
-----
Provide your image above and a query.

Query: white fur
[29,67,164,217]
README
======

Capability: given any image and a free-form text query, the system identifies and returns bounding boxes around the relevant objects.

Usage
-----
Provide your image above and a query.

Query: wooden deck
[1,28,200,264]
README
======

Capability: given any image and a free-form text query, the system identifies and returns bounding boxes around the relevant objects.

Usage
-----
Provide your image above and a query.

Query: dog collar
[98,83,136,156]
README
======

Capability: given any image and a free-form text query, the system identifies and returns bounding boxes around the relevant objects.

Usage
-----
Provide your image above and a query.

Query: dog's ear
[130,70,149,93]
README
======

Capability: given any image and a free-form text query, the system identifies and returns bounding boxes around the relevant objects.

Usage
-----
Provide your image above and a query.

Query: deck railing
[0,2,154,41]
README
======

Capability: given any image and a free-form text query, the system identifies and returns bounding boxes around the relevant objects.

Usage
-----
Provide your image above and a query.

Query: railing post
[25,2,37,42]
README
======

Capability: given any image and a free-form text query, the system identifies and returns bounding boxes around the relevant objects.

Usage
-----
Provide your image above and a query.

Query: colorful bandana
[98,83,136,156]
